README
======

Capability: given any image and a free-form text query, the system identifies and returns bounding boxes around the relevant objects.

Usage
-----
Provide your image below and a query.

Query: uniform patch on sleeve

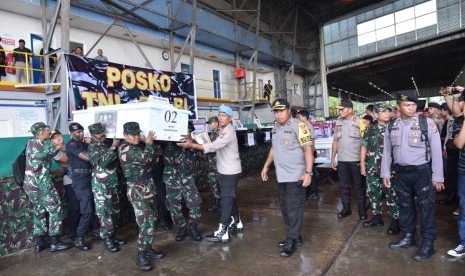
[298,122,312,146]
[429,122,437,133]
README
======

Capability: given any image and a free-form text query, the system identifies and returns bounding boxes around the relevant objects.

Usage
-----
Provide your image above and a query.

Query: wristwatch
[305,170,313,176]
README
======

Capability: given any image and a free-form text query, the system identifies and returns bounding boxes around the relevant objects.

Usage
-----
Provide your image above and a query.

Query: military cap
[337,99,353,109]
[123,121,142,135]
[219,104,234,116]
[428,102,441,109]
[50,129,62,139]
[206,116,219,124]
[69,122,84,132]
[30,122,49,134]
[373,103,393,112]
[396,91,418,103]
[88,123,105,134]
[271,99,290,111]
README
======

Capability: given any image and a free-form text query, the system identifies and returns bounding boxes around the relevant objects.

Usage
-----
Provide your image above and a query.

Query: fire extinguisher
[6,53,15,74]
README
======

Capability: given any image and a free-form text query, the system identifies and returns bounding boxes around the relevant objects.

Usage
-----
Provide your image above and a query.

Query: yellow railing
[194,77,269,102]
[0,49,57,85]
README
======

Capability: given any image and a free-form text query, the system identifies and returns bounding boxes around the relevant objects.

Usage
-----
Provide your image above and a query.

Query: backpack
[388,115,431,162]
[12,145,27,186]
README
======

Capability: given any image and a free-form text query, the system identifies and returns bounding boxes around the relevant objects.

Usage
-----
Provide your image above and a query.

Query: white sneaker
[447,244,465,257]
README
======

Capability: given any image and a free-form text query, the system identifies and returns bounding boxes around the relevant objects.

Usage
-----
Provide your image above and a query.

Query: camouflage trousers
[24,178,63,236]
[206,170,221,200]
[127,179,157,251]
[366,175,399,219]
[91,181,120,239]
[165,174,202,228]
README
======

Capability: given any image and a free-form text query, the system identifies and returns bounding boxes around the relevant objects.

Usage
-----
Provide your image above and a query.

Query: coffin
[72,98,191,141]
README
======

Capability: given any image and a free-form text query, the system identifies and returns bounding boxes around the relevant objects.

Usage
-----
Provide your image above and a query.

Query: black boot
[278,236,302,248]
[156,220,171,231]
[207,199,221,212]
[146,248,165,259]
[337,203,352,218]
[92,230,102,241]
[229,213,244,233]
[136,251,152,271]
[363,214,384,228]
[34,235,50,253]
[387,218,400,235]
[359,202,367,220]
[189,223,202,241]
[175,227,188,242]
[389,232,416,250]
[111,236,126,247]
[413,239,435,261]
[74,237,91,251]
[206,223,229,243]
[280,238,297,258]
[50,236,72,252]
[104,237,119,253]
[440,192,456,205]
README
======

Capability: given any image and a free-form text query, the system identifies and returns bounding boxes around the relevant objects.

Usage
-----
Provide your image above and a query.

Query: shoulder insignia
[298,122,312,146]
[429,121,437,133]
[219,129,228,138]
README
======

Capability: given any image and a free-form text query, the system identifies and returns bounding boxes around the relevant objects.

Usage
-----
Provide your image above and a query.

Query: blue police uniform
[66,125,94,246]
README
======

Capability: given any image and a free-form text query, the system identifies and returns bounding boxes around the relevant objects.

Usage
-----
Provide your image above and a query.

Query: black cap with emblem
[396,91,418,103]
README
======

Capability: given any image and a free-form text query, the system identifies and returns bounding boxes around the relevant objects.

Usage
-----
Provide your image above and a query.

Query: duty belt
[72,168,91,174]
[394,163,430,173]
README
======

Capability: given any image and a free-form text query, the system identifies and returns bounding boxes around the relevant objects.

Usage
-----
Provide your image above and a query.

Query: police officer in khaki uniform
[331,99,367,220]
[261,99,314,258]
[381,91,444,261]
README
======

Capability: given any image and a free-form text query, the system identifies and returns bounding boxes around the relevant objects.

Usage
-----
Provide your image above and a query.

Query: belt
[72,168,91,174]
[394,163,430,172]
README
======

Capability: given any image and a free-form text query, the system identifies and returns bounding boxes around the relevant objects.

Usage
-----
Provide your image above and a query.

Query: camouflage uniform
[206,128,221,200]
[88,140,120,239]
[163,142,202,228]
[363,122,399,219]
[118,140,158,251]
[24,137,63,236]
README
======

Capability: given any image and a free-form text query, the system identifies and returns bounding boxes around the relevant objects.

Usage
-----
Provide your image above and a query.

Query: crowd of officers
[21,87,465,271]
[331,87,465,261]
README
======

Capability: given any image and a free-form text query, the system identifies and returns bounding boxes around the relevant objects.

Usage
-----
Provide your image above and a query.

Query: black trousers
[337,161,366,205]
[445,148,459,193]
[72,178,94,238]
[152,161,170,223]
[64,185,80,239]
[279,181,306,240]
[219,173,241,225]
[306,167,318,196]
[394,164,437,240]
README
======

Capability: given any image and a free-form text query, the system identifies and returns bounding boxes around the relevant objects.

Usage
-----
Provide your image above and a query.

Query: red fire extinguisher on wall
[6,53,15,74]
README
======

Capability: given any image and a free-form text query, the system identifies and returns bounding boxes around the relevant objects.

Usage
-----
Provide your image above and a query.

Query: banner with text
[66,54,197,120]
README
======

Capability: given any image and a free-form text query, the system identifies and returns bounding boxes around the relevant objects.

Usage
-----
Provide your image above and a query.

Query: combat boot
[92,230,102,241]
[363,214,384,228]
[337,203,352,218]
[104,237,119,253]
[34,235,50,253]
[207,199,221,212]
[228,213,244,233]
[206,223,229,243]
[50,236,72,252]
[146,248,165,259]
[387,218,400,235]
[111,236,126,247]
[278,236,302,248]
[389,232,416,250]
[189,223,202,241]
[136,251,152,271]
[413,239,435,261]
[175,227,188,241]
[74,237,91,251]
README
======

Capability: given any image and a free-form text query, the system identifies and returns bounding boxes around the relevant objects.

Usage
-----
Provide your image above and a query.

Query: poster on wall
[66,54,197,120]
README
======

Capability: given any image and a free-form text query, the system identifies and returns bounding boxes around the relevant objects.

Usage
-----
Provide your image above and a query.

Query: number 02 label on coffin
[72,101,191,141]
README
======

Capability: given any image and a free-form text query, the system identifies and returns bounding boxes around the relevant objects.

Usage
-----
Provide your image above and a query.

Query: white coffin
[72,100,190,141]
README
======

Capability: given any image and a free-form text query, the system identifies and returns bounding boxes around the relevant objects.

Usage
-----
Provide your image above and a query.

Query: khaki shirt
[333,116,361,162]
[203,124,242,175]
[272,118,314,183]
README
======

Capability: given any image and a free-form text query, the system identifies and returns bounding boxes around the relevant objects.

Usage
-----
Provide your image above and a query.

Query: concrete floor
[1,171,464,276]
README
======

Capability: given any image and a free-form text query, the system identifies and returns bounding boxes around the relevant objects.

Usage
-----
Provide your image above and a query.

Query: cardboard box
[72,99,191,141]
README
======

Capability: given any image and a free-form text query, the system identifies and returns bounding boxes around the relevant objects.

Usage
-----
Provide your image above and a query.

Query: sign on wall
[66,54,197,120]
